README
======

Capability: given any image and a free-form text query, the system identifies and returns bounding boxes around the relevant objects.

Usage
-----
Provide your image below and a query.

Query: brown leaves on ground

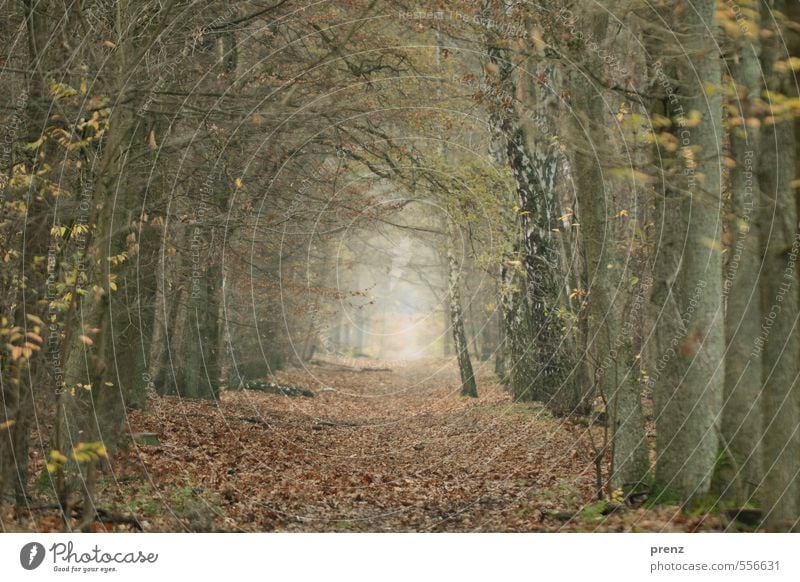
[2,361,726,532]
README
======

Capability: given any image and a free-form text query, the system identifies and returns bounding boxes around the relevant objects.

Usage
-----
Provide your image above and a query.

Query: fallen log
[309,358,357,371]
[92,508,143,530]
[244,380,315,398]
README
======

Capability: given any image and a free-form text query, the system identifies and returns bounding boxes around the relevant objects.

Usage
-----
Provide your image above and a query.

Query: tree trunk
[150,242,182,396]
[153,221,221,400]
[483,32,582,413]
[0,0,50,504]
[567,34,651,493]
[176,258,221,400]
[650,0,724,501]
[494,282,508,383]
[757,0,799,530]
[447,235,477,398]
[715,10,763,505]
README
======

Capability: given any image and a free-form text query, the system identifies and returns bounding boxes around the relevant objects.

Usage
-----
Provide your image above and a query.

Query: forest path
[112,360,604,531]
[102,361,708,531]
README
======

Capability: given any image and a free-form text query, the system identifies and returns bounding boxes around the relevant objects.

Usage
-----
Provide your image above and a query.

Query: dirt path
[115,360,607,532]
[7,360,722,532]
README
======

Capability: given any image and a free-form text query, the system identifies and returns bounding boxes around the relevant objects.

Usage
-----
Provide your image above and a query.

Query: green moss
[644,485,684,508]
[580,500,610,520]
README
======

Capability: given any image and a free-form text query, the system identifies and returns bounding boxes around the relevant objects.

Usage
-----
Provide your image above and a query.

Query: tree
[649,0,725,501]
[715,0,763,507]
[755,0,799,530]
[447,225,478,397]
[562,4,651,495]
[481,13,582,414]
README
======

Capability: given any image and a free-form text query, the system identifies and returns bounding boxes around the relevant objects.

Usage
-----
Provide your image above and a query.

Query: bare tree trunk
[152,219,221,400]
[757,0,799,530]
[483,37,578,411]
[176,260,221,400]
[0,0,52,506]
[715,8,763,505]
[494,287,508,382]
[149,239,169,393]
[447,234,477,398]
[650,0,724,501]
[567,38,651,493]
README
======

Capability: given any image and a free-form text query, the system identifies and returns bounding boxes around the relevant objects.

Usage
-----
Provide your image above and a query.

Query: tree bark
[650,0,724,501]
[715,8,763,506]
[757,0,799,530]
[447,233,477,398]
[567,52,651,493]
[0,0,50,504]
[483,36,579,412]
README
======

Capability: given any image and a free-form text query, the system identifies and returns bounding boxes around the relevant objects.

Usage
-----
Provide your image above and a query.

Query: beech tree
[2,0,800,533]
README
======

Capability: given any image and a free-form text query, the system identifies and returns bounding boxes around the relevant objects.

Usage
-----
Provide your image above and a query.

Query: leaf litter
[2,360,726,532]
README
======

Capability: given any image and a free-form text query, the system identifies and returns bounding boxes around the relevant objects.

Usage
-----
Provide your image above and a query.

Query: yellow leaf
[745,117,761,129]
[49,449,68,464]
[0,419,16,430]
[684,109,703,127]
[720,18,742,40]
[72,451,91,463]
[657,132,679,152]
[776,57,800,72]
[71,441,107,462]
[50,82,77,99]
[25,314,43,326]
[650,113,672,129]
[234,177,244,189]
[25,136,46,150]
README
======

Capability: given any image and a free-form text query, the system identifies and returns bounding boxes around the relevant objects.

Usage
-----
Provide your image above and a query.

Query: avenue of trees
[1,0,799,531]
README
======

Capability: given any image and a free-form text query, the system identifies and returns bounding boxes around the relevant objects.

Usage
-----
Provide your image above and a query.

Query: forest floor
[3,360,732,532]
